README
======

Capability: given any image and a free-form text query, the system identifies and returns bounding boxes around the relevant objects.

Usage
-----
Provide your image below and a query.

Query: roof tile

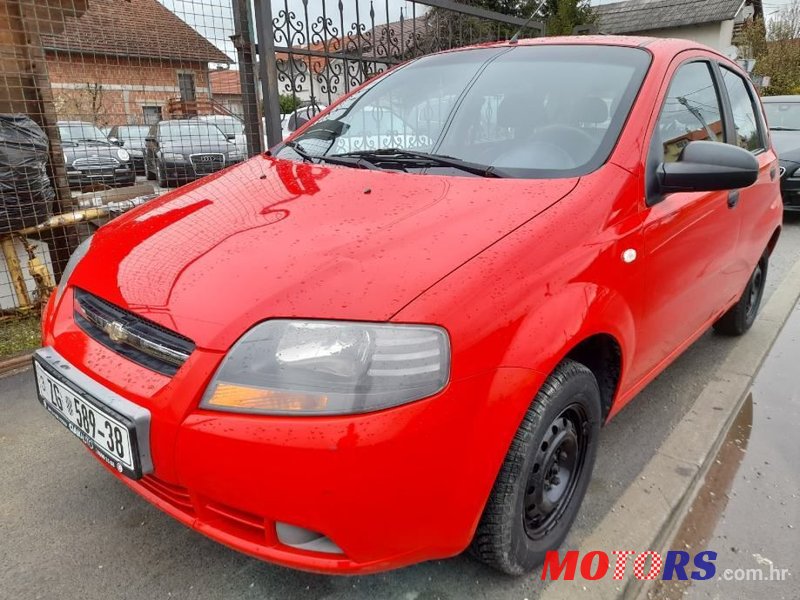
[41,0,231,64]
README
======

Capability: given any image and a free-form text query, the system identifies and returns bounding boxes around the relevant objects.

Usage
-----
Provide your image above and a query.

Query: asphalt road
[2,215,800,600]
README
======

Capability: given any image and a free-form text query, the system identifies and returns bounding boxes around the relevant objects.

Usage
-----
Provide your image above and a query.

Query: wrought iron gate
[254,0,544,146]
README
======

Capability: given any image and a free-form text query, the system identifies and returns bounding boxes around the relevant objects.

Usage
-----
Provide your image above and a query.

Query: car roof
[762,95,800,103]
[442,35,730,61]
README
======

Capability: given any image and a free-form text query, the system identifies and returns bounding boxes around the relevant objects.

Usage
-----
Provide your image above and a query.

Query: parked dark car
[144,119,244,187]
[107,124,150,175]
[763,95,800,212]
[59,121,135,190]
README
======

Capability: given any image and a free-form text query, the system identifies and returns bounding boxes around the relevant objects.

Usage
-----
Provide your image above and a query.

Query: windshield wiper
[330,148,508,178]
[76,138,110,144]
[282,140,379,170]
[769,126,800,131]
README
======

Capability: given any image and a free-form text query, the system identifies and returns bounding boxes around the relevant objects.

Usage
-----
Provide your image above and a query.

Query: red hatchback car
[36,36,782,575]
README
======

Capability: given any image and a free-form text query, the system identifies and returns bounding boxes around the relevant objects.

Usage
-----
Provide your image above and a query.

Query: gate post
[231,0,263,156]
[254,0,283,149]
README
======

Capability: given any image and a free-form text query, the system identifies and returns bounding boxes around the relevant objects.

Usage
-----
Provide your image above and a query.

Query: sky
[159,0,800,66]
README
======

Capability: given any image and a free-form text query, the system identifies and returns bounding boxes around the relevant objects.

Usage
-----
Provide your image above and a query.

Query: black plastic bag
[0,114,55,234]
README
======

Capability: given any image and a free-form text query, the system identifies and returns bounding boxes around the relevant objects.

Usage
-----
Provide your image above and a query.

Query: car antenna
[509,0,548,44]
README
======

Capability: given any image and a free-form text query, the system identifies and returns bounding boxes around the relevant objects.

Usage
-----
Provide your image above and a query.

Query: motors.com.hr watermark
[541,550,791,583]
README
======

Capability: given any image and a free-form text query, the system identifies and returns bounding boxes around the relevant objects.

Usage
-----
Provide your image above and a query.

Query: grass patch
[0,315,41,359]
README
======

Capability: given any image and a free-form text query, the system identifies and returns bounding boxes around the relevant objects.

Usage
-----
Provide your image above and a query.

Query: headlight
[201,320,451,415]
[116,148,130,161]
[228,150,244,160]
[160,152,186,162]
[53,235,93,306]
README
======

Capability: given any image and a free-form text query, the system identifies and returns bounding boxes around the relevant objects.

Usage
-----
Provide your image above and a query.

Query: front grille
[189,153,224,174]
[72,156,119,171]
[73,288,195,376]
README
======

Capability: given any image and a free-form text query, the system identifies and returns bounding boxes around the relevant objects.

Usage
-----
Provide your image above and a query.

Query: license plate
[34,359,140,477]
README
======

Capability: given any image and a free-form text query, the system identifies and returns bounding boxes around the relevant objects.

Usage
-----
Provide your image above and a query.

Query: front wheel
[470,359,602,575]
[713,255,768,336]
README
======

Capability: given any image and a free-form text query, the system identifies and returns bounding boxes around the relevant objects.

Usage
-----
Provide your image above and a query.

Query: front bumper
[161,158,242,182]
[41,290,541,574]
[66,166,136,189]
[780,175,800,211]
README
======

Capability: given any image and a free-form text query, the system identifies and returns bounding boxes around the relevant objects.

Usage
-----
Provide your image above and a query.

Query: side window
[657,62,724,163]
[720,68,765,153]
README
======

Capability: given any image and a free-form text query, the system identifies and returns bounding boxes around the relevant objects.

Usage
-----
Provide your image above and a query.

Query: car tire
[470,358,602,575]
[713,254,768,336]
[156,160,168,188]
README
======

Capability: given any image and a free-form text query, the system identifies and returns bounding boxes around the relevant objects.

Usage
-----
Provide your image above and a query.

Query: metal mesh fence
[0,0,539,358]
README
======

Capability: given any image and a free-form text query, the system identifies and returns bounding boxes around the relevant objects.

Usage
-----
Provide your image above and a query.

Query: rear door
[635,57,741,380]
[716,65,779,285]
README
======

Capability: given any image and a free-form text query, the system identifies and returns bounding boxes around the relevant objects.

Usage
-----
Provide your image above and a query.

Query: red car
[36,36,782,575]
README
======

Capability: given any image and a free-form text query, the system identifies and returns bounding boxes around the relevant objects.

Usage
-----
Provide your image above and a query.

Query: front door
[634,59,741,382]
[178,73,196,102]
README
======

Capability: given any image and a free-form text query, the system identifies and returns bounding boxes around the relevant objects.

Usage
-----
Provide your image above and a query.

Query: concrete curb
[0,352,33,378]
[538,256,800,600]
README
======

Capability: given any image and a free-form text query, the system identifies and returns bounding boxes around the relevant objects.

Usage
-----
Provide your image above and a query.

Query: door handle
[727,190,740,208]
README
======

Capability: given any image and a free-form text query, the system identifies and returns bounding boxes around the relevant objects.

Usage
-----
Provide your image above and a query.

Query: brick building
[40,0,231,127]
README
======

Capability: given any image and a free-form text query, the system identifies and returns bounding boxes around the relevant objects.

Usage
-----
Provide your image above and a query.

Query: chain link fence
[0,0,540,358]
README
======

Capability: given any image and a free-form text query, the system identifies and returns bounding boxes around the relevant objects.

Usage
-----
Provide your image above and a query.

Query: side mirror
[226,133,236,141]
[109,137,122,146]
[660,141,758,194]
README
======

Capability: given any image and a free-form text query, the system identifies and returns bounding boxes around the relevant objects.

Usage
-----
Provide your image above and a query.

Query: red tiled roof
[209,69,241,95]
[40,0,231,64]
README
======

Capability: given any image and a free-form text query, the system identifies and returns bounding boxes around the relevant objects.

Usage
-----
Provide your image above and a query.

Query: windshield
[764,101,800,130]
[118,125,151,145]
[276,45,651,178]
[200,117,243,136]
[59,123,109,143]
[159,122,228,143]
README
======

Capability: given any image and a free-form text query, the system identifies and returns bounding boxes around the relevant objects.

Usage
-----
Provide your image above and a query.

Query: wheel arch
[766,226,781,256]
[562,333,622,422]
[499,282,634,423]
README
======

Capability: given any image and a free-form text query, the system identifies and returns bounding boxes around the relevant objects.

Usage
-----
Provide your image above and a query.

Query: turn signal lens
[205,383,328,412]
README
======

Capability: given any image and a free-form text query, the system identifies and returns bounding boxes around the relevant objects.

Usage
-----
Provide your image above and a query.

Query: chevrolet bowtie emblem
[105,321,128,344]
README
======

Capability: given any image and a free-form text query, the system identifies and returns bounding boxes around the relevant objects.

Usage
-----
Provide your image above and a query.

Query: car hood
[63,143,123,162]
[75,156,578,350]
[770,130,800,156]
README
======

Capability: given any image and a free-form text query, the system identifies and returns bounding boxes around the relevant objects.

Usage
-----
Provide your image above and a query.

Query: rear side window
[656,62,724,163]
[720,67,765,153]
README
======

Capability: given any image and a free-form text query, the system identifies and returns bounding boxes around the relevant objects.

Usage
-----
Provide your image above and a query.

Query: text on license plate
[34,363,134,470]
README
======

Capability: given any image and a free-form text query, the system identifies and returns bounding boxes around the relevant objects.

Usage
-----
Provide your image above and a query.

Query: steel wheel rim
[523,403,589,540]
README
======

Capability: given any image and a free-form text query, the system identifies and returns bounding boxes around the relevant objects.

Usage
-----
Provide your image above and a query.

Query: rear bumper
[42,291,542,574]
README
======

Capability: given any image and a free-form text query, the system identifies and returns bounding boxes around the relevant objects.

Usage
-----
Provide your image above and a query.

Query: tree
[54,82,110,125]
[424,0,596,50]
[543,0,596,36]
[737,1,800,96]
